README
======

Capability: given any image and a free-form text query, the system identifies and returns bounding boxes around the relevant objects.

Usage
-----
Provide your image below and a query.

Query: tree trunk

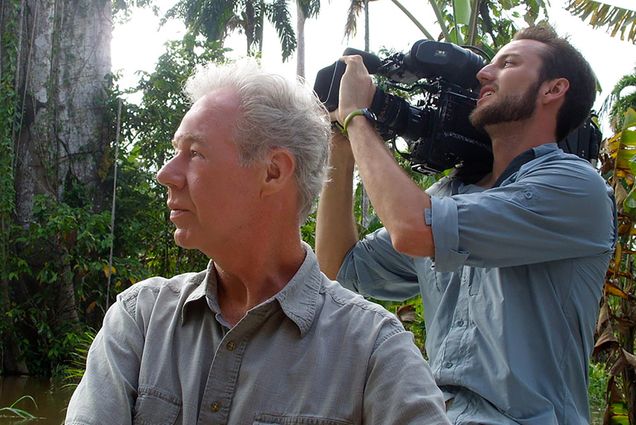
[296,2,305,78]
[14,0,112,221]
[1,0,112,373]
[361,0,371,229]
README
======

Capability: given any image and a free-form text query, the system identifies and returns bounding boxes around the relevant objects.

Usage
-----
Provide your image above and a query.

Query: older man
[65,60,448,425]
[317,24,616,424]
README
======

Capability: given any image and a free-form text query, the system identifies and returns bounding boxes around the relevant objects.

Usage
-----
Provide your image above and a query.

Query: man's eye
[503,60,514,67]
[190,150,202,158]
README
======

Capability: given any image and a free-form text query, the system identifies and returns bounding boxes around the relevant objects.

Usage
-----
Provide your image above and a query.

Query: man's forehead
[173,88,240,144]
[194,87,240,113]
[495,39,547,60]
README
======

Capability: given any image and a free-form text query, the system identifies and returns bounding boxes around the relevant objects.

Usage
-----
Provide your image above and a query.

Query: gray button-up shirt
[65,244,449,425]
[338,144,616,424]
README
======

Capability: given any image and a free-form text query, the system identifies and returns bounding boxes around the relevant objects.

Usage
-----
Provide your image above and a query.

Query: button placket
[198,322,251,424]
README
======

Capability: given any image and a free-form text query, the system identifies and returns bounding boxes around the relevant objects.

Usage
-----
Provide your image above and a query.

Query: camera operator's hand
[337,55,376,124]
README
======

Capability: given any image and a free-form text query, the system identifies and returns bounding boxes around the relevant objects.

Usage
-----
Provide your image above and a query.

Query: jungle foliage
[597,102,636,424]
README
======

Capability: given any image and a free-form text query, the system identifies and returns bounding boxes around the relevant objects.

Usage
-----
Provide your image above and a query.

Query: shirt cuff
[429,196,469,272]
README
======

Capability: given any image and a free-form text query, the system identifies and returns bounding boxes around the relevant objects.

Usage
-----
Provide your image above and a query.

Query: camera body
[368,78,492,174]
[314,40,491,174]
[314,40,601,175]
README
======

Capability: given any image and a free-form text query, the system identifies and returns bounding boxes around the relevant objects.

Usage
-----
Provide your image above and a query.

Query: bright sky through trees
[112,0,636,130]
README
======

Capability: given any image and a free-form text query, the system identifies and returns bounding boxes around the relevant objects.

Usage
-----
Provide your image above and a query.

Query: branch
[427,0,450,41]
[467,0,481,45]
[391,0,434,40]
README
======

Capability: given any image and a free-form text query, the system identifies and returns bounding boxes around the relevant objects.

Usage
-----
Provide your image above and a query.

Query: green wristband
[342,108,377,137]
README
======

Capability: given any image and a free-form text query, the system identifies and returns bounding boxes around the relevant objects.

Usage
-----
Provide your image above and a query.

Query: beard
[470,81,541,129]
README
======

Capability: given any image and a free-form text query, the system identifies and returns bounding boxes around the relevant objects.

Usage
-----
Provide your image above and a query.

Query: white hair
[184,59,330,223]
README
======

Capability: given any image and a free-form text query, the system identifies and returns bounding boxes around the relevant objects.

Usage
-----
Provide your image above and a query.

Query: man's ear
[541,78,569,104]
[261,147,296,197]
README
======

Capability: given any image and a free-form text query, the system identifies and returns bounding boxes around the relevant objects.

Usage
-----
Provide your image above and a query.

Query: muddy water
[0,376,73,424]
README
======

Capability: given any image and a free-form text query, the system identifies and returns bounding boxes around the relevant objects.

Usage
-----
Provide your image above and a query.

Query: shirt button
[445,362,453,369]
[456,320,464,327]
[210,401,221,412]
[226,341,236,351]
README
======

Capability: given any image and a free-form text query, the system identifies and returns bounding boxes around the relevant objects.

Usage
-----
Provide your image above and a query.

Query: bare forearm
[332,54,435,258]
[346,117,434,257]
[316,134,358,279]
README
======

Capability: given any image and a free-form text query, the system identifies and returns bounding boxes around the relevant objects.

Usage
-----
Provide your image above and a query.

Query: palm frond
[344,0,365,38]
[266,0,297,60]
[297,0,321,18]
[566,0,636,42]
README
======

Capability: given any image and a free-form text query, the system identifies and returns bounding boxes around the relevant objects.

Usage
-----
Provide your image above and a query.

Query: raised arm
[316,129,358,279]
[337,55,435,258]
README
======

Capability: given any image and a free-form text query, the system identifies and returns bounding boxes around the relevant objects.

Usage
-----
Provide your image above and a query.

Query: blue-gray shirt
[338,144,616,424]
[65,244,449,425]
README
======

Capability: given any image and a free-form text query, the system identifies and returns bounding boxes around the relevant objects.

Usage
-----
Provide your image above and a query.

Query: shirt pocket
[253,413,352,425]
[133,386,181,425]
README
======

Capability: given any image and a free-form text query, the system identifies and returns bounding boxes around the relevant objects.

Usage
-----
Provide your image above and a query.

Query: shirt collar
[181,261,216,325]
[492,149,536,188]
[493,142,559,187]
[181,243,322,337]
[272,242,322,337]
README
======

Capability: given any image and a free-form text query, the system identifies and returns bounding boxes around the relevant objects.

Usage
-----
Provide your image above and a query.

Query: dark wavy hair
[514,24,597,141]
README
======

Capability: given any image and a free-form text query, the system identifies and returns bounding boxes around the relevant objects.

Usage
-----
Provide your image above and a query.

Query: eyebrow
[492,53,521,64]
[171,132,204,149]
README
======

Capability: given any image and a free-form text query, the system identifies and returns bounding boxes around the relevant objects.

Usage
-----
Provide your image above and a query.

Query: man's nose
[156,155,185,189]
[476,64,494,85]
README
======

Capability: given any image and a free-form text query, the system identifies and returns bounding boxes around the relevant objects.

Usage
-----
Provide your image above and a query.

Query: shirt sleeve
[337,227,421,301]
[430,158,616,272]
[65,288,146,425]
[363,326,451,425]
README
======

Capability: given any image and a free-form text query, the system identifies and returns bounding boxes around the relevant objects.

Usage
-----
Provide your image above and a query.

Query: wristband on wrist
[342,108,377,137]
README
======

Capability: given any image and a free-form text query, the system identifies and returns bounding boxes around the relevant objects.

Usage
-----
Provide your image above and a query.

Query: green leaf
[623,186,636,213]
[622,129,636,147]
[628,154,636,175]
[616,148,636,171]
[608,400,630,425]
[623,108,636,130]
[453,0,471,25]
[0,395,38,419]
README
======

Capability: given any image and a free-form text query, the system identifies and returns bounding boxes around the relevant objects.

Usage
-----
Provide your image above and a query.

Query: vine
[0,0,24,375]
[0,0,20,281]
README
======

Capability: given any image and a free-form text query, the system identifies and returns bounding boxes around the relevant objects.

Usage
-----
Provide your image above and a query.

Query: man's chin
[469,112,486,131]
[173,230,197,249]
[470,109,513,130]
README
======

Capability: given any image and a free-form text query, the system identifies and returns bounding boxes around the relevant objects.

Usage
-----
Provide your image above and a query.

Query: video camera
[313,40,601,176]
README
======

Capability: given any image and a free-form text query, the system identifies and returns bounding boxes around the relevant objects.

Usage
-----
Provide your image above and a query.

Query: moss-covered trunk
[0,0,112,374]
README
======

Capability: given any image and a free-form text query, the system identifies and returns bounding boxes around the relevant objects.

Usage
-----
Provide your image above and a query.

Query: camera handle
[313,49,383,112]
